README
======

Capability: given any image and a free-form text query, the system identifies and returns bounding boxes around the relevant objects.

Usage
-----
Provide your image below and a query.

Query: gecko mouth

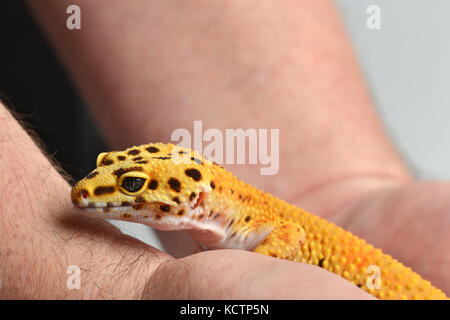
[74,200,147,216]
[74,198,175,213]
[74,197,143,210]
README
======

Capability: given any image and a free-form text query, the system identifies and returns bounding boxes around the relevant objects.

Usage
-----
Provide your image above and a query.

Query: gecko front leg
[252,220,306,262]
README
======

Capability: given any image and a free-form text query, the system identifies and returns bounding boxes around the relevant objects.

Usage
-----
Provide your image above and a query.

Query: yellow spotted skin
[71,143,448,300]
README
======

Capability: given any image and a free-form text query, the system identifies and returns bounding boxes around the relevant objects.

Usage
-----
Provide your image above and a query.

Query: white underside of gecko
[76,196,270,251]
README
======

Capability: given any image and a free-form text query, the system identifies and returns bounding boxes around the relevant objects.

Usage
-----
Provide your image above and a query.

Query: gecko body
[71,142,448,300]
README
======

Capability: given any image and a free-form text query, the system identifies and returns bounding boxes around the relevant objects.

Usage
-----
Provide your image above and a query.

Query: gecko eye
[121,177,145,193]
[118,171,150,195]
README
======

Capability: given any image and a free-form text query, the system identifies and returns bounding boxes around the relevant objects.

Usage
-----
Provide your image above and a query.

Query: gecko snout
[71,186,89,206]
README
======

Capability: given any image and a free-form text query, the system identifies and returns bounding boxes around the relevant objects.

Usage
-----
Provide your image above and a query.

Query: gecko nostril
[80,190,89,199]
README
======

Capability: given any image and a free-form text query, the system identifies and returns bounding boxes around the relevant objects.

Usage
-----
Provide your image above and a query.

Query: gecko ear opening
[191,191,205,209]
[96,152,108,167]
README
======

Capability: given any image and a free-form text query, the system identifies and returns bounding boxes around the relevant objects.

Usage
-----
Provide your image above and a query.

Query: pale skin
[0,0,447,299]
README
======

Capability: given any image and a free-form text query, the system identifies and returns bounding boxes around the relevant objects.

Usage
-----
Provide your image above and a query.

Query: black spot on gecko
[86,171,99,179]
[100,158,114,166]
[160,205,171,212]
[230,189,234,194]
[318,258,324,268]
[93,186,116,196]
[179,150,188,155]
[155,214,161,220]
[185,168,202,181]
[128,149,140,155]
[136,160,148,164]
[146,146,160,153]
[357,283,362,288]
[245,216,251,222]
[230,232,237,238]
[213,213,220,219]
[210,181,215,189]
[133,204,143,210]
[168,178,181,192]
[148,179,158,190]
[135,196,145,203]
[172,197,180,204]
[228,219,234,228]
[153,156,171,160]
[133,156,143,161]
[122,201,131,206]
[177,209,184,216]
[117,155,126,161]
[113,167,143,178]
[189,192,196,201]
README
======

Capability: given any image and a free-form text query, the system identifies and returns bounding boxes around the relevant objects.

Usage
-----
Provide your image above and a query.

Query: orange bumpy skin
[71,143,448,300]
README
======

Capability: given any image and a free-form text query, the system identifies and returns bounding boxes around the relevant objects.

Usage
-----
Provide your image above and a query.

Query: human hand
[0,103,372,299]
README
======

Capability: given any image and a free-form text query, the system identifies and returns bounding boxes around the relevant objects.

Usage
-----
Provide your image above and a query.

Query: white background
[336,0,450,179]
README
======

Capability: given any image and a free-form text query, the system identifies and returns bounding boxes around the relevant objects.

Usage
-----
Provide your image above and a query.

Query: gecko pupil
[121,177,145,192]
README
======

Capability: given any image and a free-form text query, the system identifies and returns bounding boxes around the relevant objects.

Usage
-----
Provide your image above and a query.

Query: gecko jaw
[75,200,137,210]
[75,202,221,232]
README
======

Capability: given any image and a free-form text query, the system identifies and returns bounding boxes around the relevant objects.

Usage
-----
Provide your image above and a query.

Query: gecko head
[70,143,215,230]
